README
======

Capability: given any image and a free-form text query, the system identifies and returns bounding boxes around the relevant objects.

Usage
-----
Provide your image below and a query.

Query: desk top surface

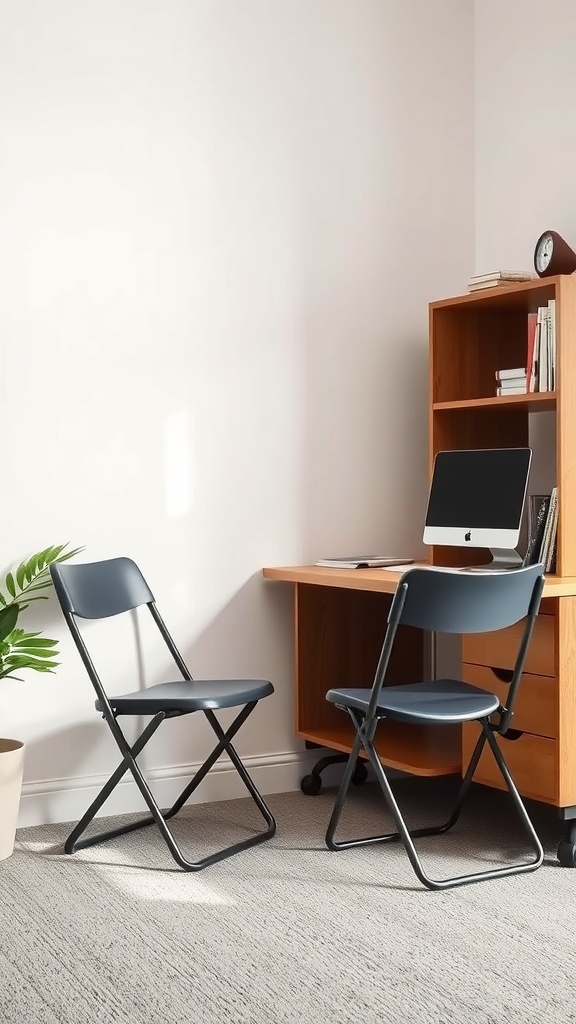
[262,563,576,598]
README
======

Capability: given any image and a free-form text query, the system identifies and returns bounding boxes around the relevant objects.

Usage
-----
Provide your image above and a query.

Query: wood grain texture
[556,596,576,806]
[298,723,461,776]
[294,582,423,738]
[461,663,557,739]
[462,613,556,677]
[262,565,576,597]
[462,723,556,804]
[556,275,576,576]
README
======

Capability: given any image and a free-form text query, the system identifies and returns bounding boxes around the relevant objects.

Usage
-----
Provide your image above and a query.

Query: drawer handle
[490,667,514,684]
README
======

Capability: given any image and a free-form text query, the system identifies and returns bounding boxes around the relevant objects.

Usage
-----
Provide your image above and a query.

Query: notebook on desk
[316,556,414,569]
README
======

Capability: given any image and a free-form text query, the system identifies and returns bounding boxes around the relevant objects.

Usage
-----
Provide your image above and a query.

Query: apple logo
[464,530,472,542]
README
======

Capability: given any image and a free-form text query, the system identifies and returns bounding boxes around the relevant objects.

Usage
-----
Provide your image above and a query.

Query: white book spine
[548,299,556,391]
[495,367,526,381]
[496,385,526,396]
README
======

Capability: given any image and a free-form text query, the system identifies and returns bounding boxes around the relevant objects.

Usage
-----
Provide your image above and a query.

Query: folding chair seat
[50,556,276,871]
[324,563,546,890]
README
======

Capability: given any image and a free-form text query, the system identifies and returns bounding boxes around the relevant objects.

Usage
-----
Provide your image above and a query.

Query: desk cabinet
[294,581,461,777]
[462,597,576,810]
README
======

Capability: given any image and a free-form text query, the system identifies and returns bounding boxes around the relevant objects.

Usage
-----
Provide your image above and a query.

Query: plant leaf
[0,542,83,681]
[1,654,59,671]
[0,605,19,642]
[12,647,59,658]
[13,636,59,649]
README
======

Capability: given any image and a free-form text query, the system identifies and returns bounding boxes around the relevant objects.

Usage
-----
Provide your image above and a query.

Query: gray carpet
[1,776,575,1024]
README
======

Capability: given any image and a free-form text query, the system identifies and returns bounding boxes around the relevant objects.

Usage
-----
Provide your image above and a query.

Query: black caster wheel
[351,762,369,786]
[301,773,322,796]
[557,841,576,867]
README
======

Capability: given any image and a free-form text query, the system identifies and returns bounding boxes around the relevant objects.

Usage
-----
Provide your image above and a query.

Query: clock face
[536,233,554,273]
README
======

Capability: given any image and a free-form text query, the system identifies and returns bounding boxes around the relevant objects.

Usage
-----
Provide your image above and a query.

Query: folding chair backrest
[50,557,154,620]
[391,564,544,635]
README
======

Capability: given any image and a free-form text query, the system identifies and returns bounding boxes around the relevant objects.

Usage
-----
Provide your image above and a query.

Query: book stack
[468,270,536,292]
[495,367,527,396]
[524,489,558,573]
[494,301,556,397]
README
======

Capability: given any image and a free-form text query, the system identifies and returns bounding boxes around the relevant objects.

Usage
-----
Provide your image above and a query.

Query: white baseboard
[17,749,321,829]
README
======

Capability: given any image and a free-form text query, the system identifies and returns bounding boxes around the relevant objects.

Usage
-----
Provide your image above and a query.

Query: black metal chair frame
[325,564,546,890]
[50,558,276,871]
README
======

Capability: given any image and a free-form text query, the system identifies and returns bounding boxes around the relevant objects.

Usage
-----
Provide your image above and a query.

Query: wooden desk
[263,564,576,819]
[263,564,458,778]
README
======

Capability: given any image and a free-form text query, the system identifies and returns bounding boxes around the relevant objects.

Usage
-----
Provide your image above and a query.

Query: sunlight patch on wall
[164,409,192,519]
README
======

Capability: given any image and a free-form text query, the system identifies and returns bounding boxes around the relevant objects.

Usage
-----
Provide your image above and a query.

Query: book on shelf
[545,491,559,573]
[315,556,414,569]
[524,301,556,394]
[547,299,556,391]
[496,384,526,396]
[527,311,538,392]
[467,271,536,292]
[523,491,558,572]
[495,369,527,396]
[468,280,522,292]
[540,487,558,573]
[495,367,526,381]
[470,270,536,283]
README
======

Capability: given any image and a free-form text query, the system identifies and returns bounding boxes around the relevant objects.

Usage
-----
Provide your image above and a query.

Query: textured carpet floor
[1,776,575,1024]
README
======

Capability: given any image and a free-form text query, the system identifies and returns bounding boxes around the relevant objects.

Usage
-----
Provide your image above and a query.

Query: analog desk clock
[534,230,576,277]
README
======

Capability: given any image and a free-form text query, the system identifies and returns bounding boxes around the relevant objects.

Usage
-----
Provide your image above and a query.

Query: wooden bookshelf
[429,274,576,574]
[429,274,576,822]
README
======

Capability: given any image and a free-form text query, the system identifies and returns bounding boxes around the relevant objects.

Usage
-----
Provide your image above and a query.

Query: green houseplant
[0,544,83,681]
[0,543,83,860]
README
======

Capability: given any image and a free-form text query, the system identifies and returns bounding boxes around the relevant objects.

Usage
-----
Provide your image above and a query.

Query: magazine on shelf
[315,556,414,569]
[523,491,558,571]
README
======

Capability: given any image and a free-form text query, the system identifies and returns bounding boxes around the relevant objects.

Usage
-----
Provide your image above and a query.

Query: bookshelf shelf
[432,275,557,310]
[433,392,556,412]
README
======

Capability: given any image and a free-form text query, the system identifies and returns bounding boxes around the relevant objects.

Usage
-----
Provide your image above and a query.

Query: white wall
[0,0,474,826]
[474,0,576,498]
[475,0,576,271]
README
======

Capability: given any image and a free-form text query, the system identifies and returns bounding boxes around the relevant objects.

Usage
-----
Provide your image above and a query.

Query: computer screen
[423,448,532,563]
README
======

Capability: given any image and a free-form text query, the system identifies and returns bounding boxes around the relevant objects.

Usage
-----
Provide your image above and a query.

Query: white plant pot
[0,739,25,861]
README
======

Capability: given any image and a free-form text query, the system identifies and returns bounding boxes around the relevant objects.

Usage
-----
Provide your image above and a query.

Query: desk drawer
[462,664,557,739]
[462,723,556,804]
[462,612,555,677]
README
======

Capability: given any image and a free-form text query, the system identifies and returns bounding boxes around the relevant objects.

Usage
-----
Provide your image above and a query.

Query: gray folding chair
[50,556,276,871]
[324,563,546,890]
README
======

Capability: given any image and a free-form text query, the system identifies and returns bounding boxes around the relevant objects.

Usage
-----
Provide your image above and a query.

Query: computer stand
[465,548,524,572]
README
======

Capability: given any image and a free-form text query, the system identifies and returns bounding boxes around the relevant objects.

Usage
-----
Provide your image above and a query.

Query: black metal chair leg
[326,709,476,852]
[65,713,167,854]
[66,703,276,870]
[325,732,364,849]
[166,703,255,817]
[326,715,544,890]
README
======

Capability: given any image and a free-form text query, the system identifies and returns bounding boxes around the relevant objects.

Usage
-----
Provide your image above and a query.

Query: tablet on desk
[315,556,414,569]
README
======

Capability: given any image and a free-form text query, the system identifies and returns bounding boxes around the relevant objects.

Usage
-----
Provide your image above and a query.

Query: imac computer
[423,447,532,571]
